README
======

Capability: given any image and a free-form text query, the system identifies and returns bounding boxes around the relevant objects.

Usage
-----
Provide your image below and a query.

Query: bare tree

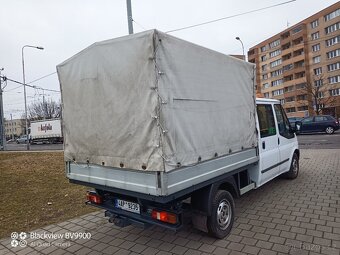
[298,75,336,116]
[28,99,62,120]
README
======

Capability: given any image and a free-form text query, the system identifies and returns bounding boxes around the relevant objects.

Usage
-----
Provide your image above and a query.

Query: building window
[286,96,295,102]
[261,55,267,61]
[269,39,280,48]
[329,88,340,96]
[329,75,340,84]
[280,99,285,105]
[264,92,269,98]
[310,19,319,28]
[297,94,307,101]
[327,62,340,72]
[311,32,319,40]
[286,107,296,113]
[297,106,308,111]
[325,22,340,34]
[269,49,281,58]
[272,89,284,96]
[262,74,268,80]
[326,49,340,59]
[270,59,282,68]
[271,79,283,87]
[326,35,340,47]
[313,56,321,63]
[285,86,295,92]
[324,9,340,22]
[291,26,302,34]
[261,64,267,71]
[314,67,322,75]
[296,83,306,89]
[261,46,267,52]
[271,69,283,77]
[283,64,293,72]
[312,44,320,52]
[295,71,305,79]
[314,79,323,87]
[317,91,324,98]
[263,83,269,89]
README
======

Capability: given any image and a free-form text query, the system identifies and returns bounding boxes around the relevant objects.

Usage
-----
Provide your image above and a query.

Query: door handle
[262,141,265,150]
[278,137,280,145]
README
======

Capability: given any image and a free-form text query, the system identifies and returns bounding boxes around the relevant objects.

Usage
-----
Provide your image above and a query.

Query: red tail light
[151,210,178,224]
[87,192,102,204]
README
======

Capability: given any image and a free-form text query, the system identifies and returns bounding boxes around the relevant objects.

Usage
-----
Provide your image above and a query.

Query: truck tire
[284,153,299,179]
[207,190,234,239]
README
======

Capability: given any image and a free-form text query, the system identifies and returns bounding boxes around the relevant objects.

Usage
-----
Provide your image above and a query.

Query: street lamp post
[22,45,44,150]
[235,37,245,61]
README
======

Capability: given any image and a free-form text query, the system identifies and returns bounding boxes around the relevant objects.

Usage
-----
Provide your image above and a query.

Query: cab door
[257,104,280,185]
[273,104,295,173]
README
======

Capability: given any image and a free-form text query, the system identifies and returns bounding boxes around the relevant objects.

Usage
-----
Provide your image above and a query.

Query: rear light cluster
[87,192,103,204]
[151,210,178,224]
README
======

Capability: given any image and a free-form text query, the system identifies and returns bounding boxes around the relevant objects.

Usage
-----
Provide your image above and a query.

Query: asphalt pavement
[297,130,340,149]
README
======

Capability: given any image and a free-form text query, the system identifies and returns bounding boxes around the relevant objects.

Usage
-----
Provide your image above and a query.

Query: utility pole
[10,113,14,140]
[126,0,134,34]
[42,89,46,120]
[0,68,6,150]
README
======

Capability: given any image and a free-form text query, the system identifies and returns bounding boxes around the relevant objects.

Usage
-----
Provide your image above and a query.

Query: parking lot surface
[297,131,340,149]
[1,149,339,255]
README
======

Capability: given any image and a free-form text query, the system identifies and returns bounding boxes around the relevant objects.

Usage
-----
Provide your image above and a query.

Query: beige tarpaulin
[57,30,257,172]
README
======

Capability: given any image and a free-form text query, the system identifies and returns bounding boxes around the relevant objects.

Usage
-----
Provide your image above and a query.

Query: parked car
[296,115,339,134]
[16,135,29,144]
[288,117,303,129]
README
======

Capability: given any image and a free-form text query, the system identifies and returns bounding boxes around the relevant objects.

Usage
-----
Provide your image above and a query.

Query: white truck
[57,30,299,238]
[30,119,63,144]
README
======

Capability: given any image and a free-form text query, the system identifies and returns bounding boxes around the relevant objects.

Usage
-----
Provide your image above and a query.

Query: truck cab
[251,98,299,187]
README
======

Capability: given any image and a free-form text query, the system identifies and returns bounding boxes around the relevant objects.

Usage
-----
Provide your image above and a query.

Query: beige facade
[248,2,340,118]
[4,118,25,139]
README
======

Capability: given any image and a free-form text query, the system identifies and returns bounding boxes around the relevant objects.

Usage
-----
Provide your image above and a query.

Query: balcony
[281,47,292,57]
[291,53,305,63]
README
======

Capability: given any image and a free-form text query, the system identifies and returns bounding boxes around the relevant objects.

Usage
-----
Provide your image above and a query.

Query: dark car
[296,115,339,134]
[288,117,303,129]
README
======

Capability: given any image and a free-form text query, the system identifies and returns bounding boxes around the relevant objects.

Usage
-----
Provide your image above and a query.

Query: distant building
[248,2,340,118]
[230,54,246,61]
[5,118,25,139]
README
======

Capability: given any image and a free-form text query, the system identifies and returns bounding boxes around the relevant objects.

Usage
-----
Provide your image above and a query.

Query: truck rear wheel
[207,190,234,239]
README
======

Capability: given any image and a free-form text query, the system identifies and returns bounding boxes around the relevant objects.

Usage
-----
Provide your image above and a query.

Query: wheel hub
[217,199,231,230]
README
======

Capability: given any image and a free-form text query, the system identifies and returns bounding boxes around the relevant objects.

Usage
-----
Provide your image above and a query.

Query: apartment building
[248,2,340,118]
[4,118,24,139]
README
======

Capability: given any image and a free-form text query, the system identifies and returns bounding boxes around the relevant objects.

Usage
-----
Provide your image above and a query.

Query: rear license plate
[115,199,140,214]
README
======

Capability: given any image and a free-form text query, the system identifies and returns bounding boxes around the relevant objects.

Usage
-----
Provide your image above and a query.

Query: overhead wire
[0,76,60,93]
[165,0,297,33]
[132,18,147,31]
[27,71,57,84]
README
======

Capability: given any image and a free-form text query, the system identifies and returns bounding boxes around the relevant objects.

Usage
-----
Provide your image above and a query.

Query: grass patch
[0,152,98,239]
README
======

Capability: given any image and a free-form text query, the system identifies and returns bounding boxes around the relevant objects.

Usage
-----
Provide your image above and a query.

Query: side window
[315,116,327,122]
[302,117,313,123]
[274,104,294,138]
[257,104,277,138]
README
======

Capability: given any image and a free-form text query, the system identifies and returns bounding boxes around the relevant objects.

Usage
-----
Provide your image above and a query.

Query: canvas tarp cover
[57,30,257,172]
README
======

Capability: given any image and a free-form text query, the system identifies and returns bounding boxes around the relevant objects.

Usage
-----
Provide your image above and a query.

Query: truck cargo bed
[67,148,258,202]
